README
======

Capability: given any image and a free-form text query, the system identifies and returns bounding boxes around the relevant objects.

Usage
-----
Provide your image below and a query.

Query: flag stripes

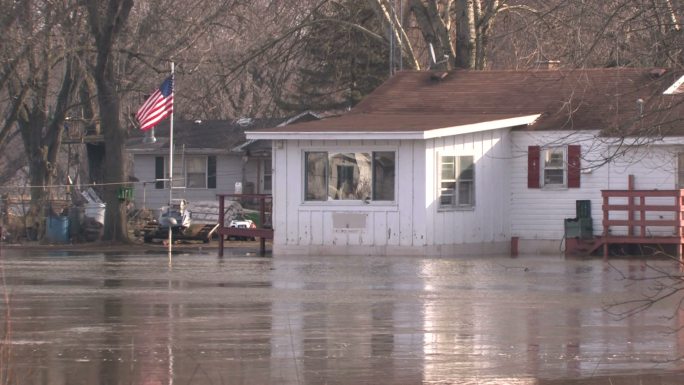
[136,76,173,131]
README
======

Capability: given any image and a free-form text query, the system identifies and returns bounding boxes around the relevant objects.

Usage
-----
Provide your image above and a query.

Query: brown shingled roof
[250,68,684,136]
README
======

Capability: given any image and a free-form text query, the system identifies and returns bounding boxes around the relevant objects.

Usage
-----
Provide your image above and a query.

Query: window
[185,156,207,188]
[528,145,581,189]
[439,155,474,209]
[262,156,272,193]
[542,147,566,186]
[304,151,395,201]
[155,155,216,189]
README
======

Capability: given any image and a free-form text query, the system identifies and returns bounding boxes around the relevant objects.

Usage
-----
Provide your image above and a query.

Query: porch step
[565,237,602,258]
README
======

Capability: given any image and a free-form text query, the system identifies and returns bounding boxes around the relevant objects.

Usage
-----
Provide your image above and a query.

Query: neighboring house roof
[246,68,684,140]
[126,112,320,153]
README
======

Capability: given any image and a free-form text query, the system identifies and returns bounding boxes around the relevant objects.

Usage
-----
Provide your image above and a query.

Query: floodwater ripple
[1,250,684,384]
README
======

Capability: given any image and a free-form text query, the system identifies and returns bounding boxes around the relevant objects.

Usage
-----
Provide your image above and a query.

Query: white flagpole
[168,62,175,260]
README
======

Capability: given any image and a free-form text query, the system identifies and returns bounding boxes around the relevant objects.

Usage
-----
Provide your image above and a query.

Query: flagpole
[168,62,175,261]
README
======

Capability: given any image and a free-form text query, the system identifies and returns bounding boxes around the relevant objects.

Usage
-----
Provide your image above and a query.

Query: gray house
[126,112,319,214]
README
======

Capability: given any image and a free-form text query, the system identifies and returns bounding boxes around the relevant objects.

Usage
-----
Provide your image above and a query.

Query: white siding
[425,128,511,248]
[268,129,684,256]
[511,131,684,252]
[272,139,425,255]
[271,130,511,256]
[511,131,606,245]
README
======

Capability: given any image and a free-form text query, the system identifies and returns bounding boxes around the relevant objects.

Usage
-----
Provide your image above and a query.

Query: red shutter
[528,145,540,188]
[567,145,581,188]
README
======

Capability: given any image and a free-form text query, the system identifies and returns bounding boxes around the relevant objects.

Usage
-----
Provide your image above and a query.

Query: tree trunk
[85,0,134,242]
[455,0,476,69]
[96,77,128,242]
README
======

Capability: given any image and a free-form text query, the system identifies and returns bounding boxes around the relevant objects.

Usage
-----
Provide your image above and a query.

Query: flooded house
[126,113,319,216]
[247,68,684,257]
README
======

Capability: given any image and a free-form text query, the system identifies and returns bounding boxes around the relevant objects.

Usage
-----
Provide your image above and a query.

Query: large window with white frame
[304,151,395,201]
[542,147,566,187]
[439,155,474,209]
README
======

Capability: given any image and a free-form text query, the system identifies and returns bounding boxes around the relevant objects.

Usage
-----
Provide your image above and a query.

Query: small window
[262,156,272,193]
[439,155,474,209]
[542,147,566,187]
[185,156,207,188]
[304,151,395,202]
[160,156,215,189]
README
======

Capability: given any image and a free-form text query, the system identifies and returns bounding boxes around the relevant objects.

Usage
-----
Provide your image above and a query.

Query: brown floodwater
[1,248,684,384]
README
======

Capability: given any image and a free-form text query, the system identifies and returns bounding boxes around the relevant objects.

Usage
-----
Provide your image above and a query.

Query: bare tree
[1,0,82,237]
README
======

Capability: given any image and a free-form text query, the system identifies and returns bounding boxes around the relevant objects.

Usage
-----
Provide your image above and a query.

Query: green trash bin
[576,200,591,219]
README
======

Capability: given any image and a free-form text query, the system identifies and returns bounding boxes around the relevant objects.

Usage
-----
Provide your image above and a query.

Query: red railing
[601,189,684,256]
[216,194,273,257]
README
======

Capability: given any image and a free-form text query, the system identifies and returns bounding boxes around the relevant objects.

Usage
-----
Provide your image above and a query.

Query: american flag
[136,76,173,131]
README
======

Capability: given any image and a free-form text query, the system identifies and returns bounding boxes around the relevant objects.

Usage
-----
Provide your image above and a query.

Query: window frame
[541,147,567,189]
[155,155,216,190]
[183,156,208,189]
[438,154,475,210]
[262,156,272,193]
[303,149,397,204]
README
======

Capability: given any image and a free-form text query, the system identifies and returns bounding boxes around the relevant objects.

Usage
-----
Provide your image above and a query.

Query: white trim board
[246,114,541,141]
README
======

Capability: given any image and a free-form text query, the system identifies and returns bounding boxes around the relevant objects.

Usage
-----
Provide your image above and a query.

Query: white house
[246,68,684,257]
[126,113,319,214]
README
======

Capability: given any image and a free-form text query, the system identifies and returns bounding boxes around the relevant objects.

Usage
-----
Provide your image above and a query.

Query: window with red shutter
[530,145,581,189]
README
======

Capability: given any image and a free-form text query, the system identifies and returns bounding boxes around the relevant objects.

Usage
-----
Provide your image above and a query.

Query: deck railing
[216,194,273,256]
[601,189,684,256]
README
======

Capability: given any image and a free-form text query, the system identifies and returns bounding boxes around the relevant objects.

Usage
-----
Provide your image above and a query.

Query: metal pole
[168,62,175,261]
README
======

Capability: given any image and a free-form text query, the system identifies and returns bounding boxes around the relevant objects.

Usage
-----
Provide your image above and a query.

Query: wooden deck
[599,188,684,257]
[216,194,273,256]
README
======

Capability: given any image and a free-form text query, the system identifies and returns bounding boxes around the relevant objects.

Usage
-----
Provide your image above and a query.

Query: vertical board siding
[277,138,421,250]
[272,143,289,244]
[425,128,511,247]
[274,130,514,253]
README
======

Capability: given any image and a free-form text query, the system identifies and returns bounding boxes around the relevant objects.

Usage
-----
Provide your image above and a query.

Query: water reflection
[3,251,684,384]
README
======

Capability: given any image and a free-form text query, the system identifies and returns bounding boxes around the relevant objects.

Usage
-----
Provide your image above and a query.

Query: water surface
[1,249,683,384]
